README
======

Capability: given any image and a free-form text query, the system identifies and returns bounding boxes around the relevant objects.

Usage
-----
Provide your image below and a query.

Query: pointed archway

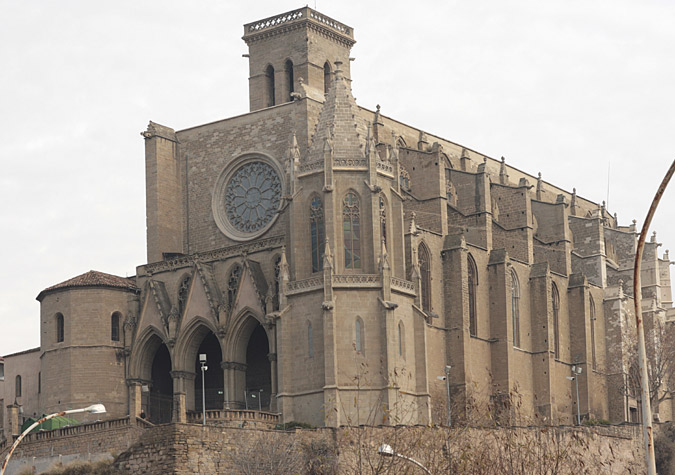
[194,332,224,411]
[147,343,173,424]
[245,324,272,410]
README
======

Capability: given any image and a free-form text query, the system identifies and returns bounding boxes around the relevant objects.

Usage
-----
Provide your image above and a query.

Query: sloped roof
[37,270,137,301]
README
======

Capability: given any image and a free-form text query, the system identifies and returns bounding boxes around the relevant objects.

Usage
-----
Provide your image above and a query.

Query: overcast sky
[1,1,673,356]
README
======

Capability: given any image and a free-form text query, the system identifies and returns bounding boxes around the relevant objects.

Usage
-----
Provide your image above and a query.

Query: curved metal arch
[128,325,171,380]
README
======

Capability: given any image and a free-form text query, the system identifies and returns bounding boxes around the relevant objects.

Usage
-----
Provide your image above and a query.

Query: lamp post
[566,365,582,425]
[378,443,431,474]
[1,404,106,475]
[436,365,452,426]
[199,353,207,426]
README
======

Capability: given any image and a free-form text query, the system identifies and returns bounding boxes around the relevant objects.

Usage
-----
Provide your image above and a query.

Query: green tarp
[21,415,80,433]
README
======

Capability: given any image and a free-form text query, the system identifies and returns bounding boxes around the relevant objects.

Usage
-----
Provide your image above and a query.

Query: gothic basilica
[2,7,674,436]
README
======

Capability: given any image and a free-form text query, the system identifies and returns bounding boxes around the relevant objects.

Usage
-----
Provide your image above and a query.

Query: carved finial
[652,231,657,242]
[323,238,333,270]
[664,249,670,261]
[334,60,343,79]
[499,156,509,185]
[536,172,543,200]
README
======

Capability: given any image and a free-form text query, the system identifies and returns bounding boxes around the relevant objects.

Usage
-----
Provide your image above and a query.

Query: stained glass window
[468,255,478,337]
[379,195,387,247]
[553,283,560,359]
[273,256,281,311]
[343,192,361,269]
[419,242,431,312]
[310,197,325,272]
[511,270,521,348]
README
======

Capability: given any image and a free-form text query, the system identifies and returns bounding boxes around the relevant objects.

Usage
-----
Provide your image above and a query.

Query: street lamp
[378,443,431,474]
[199,353,207,426]
[436,365,452,426]
[566,365,582,425]
[1,404,106,475]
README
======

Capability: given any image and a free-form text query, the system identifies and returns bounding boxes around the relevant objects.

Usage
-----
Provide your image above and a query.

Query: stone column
[223,362,247,409]
[171,371,195,423]
[7,403,20,438]
[127,380,144,419]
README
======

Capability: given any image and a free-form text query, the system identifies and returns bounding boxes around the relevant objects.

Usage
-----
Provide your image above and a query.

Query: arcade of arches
[133,317,274,424]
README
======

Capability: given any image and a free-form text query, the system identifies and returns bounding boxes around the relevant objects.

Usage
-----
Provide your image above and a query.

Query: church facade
[3,7,675,435]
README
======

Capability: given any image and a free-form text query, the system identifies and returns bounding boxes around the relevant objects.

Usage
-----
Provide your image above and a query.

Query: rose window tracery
[225,162,281,233]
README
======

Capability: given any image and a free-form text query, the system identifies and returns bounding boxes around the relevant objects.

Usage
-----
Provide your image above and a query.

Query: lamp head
[199,353,207,362]
[86,404,107,414]
[378,444,394,456]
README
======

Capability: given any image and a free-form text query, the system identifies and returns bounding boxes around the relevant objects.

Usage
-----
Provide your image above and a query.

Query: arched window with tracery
[284,59,294,102]
[590,295,597,370]
[265,64,275,107]
[177,274,191,316]
[323,61,331,95]
[56,313,64,343]
[511,270,521,348]
[468,254,478,337]
[379,195,387,248]
[553,283,560,359]
[419,242,431,312]
[111,312,121,342]
[343,192,361,269]
[400,167,410,191]
[355,317,364,354]
[310,196,325,272]
[273,256,282,311]
[308,321,314,357]
[228,265,242,309]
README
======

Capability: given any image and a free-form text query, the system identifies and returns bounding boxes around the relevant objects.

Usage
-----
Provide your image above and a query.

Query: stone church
[3,7,674,436]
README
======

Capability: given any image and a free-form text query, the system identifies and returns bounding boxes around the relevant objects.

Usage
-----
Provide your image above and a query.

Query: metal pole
[2,405,105,475]
[445,365,452,427]
[258,390,262,411]
[633,158,675,475]
[575,374,580,426]
[201,364,206,426]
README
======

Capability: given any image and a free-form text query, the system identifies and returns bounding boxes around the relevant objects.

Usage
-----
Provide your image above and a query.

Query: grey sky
[1,1,673,356]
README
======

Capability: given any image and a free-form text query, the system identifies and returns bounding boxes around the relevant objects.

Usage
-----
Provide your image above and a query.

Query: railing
[16,417,143,444]
[286,276,324,295]
[186,409,280,424]
[244,8,353,38]
[391,277,416,295]
[333,274,380,287]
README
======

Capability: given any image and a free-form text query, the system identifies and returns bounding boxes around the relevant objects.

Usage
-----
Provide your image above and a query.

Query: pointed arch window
[553,283,560,359]
[355,317,364,354]
[16,375,22,398]
[285,59,294,102]
[343,192,361,269]
[56,313,64,343]
[265,64,275,107]
[379,195,387,248]
[310,196,325,272]
[468,255,478,337]
[323,61,331,95]
[177,274,191,316]
[590,295,597,370]
[400,167,410,191]
[419,242,431,312]
[273,256,282,311]
[511,270,521,348]
[398,321,405,358]
[228,265,242,309]
[308,322,314,357]
[111,312,121,342]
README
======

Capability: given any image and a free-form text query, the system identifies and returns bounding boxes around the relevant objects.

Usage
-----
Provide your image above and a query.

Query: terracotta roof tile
[38,270,137,299]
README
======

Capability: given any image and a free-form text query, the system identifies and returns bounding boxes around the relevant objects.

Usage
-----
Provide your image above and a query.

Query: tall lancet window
[511,270,521,348]
[177,274,191,316]
[468,255,478,337]
[265,64,275,107]
[228,265,242,309]
[419,242,431,312]
[310,196,325,272]
[323,61,331,95]
[590,295,597,370]
[379,195,387,248]
[553,283,560,359]
[343,192,361,269]
[284,59,294,102]
[273,256,282,311]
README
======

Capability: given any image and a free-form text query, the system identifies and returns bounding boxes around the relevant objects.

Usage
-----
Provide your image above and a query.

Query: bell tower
[242,7,355,111]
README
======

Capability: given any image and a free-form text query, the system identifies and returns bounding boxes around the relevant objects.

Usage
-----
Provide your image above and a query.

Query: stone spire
[308,60,368,164]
